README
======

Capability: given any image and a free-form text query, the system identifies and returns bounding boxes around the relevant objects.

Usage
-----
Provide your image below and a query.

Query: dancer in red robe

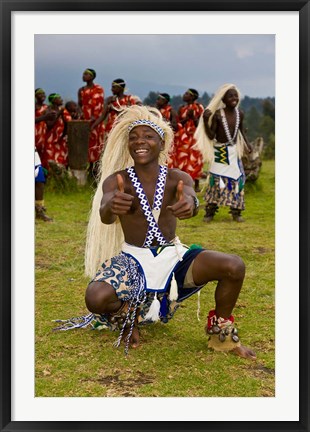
[156,93,178,169]
[175,89,204,191]
[78,68,105,172]
[91,78,137,136]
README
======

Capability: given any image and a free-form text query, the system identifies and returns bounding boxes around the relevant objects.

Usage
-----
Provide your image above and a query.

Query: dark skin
[78,71,96,123]
[45,96,64,130]
[35,181,44,201]
[35,111,57,124]
[91,83,126,130]
[179,91,200,127]
[85,125,256,359]
[156,97,178,132]
[203,88,252,152]
[35,92,57,123]
[78,71,95,101]
[35,92,46,109]
[65,101,82,119]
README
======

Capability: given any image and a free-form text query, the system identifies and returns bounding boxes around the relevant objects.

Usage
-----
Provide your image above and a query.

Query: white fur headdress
[193,83,246,164]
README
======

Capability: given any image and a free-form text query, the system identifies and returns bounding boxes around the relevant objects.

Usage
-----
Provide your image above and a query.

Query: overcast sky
[35,34,275,102]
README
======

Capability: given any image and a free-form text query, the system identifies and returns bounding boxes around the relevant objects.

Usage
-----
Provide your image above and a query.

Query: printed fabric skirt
[53,243,205,334]
[204,174,245,210]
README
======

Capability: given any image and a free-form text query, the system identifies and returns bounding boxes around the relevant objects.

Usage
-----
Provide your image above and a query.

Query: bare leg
[192,250,256,360]
[35,181,44,200]
[35,182,53,222]
[85,281,140,348]
[85,281,122,314]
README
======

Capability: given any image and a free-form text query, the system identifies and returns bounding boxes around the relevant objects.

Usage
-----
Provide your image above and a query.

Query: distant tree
[243,106,262,142]
[197,91,211,108]
[260,115,275,143]
[170,95,183,111]
[240,96,264,113]
[143,91,159,106]
[262,98,275,120]
[263,132,275,159]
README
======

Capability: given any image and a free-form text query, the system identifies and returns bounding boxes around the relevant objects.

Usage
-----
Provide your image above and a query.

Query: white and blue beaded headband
[128,119,165,139]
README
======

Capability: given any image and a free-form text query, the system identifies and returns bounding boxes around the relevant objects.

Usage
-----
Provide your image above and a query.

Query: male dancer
[194,84,252,222]
[57,105,256,360]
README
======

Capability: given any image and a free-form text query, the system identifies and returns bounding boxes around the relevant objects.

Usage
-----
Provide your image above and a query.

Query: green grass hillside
[35,160,275,397]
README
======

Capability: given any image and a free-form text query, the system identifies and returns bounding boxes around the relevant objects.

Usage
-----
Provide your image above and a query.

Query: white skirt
[121,241,189,292]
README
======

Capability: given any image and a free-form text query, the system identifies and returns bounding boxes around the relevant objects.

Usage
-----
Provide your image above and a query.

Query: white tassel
[219,177,225,189]
[235,181,239,194]
[196,291,201,321]
[144,292,160,322]
[169,273,178,301]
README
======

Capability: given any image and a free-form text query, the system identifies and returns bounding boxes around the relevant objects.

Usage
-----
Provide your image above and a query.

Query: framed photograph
[2,0,309,431]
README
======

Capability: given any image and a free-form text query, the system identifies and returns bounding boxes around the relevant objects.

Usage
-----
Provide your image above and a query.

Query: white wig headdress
[84,105,174,277]
[194,83,246,164]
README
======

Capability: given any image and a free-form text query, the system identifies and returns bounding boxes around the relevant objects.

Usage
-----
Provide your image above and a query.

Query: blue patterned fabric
[128,119,165,139]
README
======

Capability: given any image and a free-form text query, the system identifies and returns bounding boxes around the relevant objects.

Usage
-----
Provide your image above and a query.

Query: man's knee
[85,281,114,313]
[225,255,245,281]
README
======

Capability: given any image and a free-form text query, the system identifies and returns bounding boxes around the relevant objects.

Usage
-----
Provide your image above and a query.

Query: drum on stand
[67,120,90,185]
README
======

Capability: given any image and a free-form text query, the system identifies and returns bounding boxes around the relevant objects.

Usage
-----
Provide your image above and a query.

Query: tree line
[143,91,275,159]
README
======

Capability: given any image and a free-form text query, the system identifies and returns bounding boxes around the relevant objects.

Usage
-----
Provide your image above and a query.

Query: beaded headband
[112,81,125,88]
[188,89,198,98]
[35,88,45,95]
[128,119,165,139]
[158,93,170,102]
[84,69,95,78]
[48,93,61,103]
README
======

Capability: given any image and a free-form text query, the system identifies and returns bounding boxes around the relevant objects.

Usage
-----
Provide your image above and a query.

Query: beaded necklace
[220,107,240,145]
[126,165,168,247]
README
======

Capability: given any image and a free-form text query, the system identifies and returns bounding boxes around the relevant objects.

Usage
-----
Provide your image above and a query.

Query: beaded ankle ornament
[206,309,241,351]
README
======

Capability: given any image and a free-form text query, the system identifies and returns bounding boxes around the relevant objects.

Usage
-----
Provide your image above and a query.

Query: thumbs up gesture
[167,180,196,220]
[109,173,134,215]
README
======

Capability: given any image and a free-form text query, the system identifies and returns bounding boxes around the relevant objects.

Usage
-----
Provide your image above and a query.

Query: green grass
[35,160,275,397]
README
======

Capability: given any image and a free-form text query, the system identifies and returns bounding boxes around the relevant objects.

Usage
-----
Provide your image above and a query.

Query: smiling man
[56,105,255,360]
[194,84,253,223]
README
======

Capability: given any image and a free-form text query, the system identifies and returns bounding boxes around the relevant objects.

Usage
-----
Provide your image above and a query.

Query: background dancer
[175,89,204,192]
[78,68,105,178]
[195,84,252,222]
[91,78,137,136]
[156,92,178,168]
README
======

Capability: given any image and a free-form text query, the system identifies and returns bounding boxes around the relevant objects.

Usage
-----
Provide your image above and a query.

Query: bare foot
[123,326,140,349]
[232,344,256,360]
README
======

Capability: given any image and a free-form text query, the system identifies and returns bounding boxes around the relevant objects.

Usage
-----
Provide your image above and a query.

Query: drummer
[65,101,82,120]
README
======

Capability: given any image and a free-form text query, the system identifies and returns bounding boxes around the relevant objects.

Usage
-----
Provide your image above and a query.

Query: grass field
[35,160,275,397]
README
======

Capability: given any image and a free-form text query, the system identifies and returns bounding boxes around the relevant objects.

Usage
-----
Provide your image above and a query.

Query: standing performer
[35,88,48,161]
[194,84,252,222]
[91,78,137,136]
[55,105,256,361]
[35,149,53,222]
[156,92,178,168]
[34,88,55,222]
[41,93,68,169]
[78,68,105,177]
[175,89,204,192]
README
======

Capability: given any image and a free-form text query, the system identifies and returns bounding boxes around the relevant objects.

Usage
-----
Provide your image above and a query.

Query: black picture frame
[1,1,309,431]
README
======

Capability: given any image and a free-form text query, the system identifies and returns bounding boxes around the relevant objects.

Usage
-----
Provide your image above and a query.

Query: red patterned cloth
[41,111,68,168]
[160,105,173,122]
[80,84,105,163]
[105,95,136,134]
[35,104,48,158]
[174,103,204,180]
